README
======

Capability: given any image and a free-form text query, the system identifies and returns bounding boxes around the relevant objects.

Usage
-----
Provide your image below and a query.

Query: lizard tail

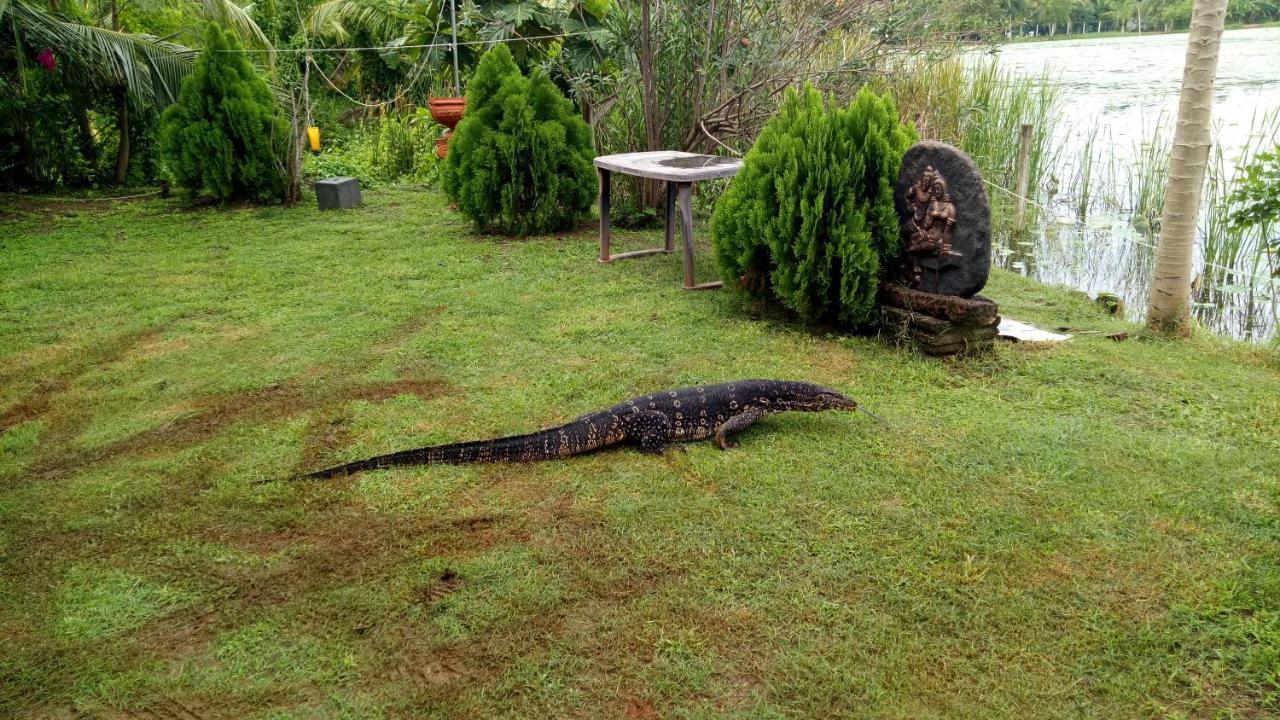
[280,421,613,482]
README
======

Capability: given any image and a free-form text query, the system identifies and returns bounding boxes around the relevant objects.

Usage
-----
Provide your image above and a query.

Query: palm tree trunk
[78,107,98,167]
[110,0,129,185]
[1146,0,1228,332]
[114,90,129,184]
[637,0,662,210]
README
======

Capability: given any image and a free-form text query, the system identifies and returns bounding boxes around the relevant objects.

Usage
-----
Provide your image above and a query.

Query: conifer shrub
[712,85,916,327]
[160,25,289,203]
[441,45,595,235]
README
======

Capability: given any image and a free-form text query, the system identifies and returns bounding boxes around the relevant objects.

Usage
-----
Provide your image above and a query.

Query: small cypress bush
[712,85,916,327]
[160,25,288,203]
[441,45,595,235]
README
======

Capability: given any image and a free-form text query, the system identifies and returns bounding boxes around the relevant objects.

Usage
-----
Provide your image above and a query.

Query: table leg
[664,181,676,253]
[678,183,696,289]
[677,182,724,291]
[598,168,611,263]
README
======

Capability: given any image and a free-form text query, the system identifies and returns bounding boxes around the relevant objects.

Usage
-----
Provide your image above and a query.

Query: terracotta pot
[428,96,466,130]
[435,134,451,159]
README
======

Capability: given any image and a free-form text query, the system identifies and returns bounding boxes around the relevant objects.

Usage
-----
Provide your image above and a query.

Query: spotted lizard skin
[290,380,857,480]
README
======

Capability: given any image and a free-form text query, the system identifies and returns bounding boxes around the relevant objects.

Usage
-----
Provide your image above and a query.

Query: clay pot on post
[428,97,466,158]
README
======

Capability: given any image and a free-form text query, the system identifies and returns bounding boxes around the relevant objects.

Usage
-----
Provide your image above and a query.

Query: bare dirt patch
[625,698,659,719]
[122,694,219,720]
[0,327,166,434]
[416,569,463,605]
[26,376,450,480]
[206,507,519,604]
[376,307,448,351]
[298,414,356,469]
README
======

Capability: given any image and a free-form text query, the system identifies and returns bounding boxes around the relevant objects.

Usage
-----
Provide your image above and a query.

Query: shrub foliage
[712,85,916,327]
[442,45,595,235]
[160,25,288,203]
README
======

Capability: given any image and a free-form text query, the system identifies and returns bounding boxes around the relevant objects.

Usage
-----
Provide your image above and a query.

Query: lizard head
[775,382,858,412]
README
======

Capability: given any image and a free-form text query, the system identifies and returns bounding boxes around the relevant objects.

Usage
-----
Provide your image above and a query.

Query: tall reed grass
[882,56,1277,340]
[1126,116,1172,231]
[1197,108,1280,337]
[879,58,1063,234]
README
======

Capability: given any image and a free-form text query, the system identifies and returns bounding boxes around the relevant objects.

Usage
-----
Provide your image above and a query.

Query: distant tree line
[931,0,1278,38]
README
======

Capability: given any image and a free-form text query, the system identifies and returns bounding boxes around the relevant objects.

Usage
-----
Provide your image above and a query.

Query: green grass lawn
[1,187,1278,718]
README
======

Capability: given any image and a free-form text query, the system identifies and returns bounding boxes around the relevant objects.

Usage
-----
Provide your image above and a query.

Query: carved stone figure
[881,141,998,356]
[904,165,959,286]
[892,141,992,298]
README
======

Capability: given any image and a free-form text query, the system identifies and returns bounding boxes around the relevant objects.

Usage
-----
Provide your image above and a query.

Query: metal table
[594,151,743,290]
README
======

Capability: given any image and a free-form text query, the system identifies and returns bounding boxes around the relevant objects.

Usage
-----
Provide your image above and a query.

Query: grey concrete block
[315,176,362,210]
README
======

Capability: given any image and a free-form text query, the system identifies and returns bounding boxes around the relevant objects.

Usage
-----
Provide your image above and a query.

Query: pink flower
[35,47,56,73]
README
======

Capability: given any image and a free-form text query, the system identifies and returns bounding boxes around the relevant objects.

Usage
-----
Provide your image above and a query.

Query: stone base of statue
[878,283,1000,357]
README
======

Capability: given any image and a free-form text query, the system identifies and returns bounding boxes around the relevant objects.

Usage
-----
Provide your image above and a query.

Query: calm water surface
[993,28,1280,340]
[998,27,1280,160]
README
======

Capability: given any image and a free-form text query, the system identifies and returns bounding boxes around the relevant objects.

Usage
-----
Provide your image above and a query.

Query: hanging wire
[308,51,432,109]
[3,190,161,202]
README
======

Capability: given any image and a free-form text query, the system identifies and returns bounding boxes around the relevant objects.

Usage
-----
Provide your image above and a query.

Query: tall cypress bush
[442,45,595,235]
[712,85,915,327]
[160,25,288,203]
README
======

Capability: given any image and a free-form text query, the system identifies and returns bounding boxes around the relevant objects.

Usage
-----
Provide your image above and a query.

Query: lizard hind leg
[620,410,674,455]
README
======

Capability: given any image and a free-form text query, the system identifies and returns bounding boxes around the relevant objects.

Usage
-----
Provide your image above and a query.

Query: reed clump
[879,58,1063,241]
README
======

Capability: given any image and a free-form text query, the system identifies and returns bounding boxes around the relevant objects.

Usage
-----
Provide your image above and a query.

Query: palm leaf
[6,1,194,106]
[193,0,272,57]
[138,36,197,103]
[306,0,410,44]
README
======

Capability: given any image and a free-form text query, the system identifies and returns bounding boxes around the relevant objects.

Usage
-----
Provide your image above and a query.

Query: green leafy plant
[712,84,916,327]
[441,44,595,235]
[1228,148,1280,275]
[159,24,288,203]
[305,110,440,186]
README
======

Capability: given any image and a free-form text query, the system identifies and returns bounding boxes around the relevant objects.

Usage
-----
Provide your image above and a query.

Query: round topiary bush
[159,24,289,204]
[712,85,916,327]
[441,45,595,236]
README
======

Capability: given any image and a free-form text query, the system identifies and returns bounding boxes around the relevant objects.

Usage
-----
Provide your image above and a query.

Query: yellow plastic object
[307,126,321,152]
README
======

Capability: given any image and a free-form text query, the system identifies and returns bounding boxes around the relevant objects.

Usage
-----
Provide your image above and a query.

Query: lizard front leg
[620,410,674,455]
[714,407,764,450]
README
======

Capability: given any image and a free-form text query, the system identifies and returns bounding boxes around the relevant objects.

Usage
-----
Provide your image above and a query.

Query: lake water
[991,28,1280,340]
[998,27,1280,160]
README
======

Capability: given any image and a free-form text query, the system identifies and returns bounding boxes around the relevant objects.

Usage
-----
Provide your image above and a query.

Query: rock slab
[879,283,1000,357]
[893,141,991,297]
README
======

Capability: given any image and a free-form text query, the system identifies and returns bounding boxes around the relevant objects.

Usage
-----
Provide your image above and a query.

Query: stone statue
[883,141,997,356]
[904,165,959,287]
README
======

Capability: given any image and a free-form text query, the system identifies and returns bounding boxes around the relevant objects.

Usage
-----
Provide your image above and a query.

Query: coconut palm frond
[137,36,198,103]
[193,0,272,55]
[306,0,411,44]
[306,0,352,42]
[5,0,194,106]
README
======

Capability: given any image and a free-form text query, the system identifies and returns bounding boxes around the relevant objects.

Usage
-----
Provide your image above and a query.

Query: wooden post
[1014,123,1033,228]
[598,168,611,263]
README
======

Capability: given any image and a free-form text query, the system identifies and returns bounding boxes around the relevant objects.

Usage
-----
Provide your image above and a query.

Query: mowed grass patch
[1,188,1278,717]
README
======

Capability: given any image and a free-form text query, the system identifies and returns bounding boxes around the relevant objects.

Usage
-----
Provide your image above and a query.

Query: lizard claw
[715,435,738,450]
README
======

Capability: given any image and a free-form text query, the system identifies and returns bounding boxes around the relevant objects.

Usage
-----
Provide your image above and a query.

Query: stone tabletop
[593,151,743,182]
